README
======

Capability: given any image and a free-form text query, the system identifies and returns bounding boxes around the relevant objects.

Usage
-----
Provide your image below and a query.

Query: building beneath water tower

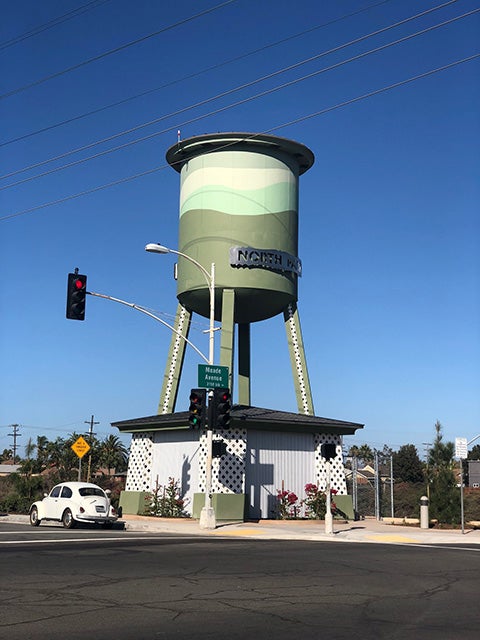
[113,132,364,520]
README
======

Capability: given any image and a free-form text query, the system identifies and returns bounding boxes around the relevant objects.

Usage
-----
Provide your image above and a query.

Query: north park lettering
[229,247,302,276]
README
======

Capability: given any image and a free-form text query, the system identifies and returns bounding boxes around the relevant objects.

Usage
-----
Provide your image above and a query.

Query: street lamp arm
[145,243,212,287]
[87,291,209,364]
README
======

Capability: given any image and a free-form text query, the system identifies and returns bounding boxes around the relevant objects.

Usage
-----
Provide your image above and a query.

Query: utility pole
[84,415,99,483]
[8,424,21,464]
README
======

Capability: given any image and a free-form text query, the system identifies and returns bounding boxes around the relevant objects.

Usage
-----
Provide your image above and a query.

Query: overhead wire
[0,0,239,100]
[1,1,470,185]
[1,52,477,222]
[0,0,396,147]
[0,0,111,51]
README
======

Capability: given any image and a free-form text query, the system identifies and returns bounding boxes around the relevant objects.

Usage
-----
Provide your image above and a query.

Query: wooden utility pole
[84,415,99,483]
[8,424,21,464]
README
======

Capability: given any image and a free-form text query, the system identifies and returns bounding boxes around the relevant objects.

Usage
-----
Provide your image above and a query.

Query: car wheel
[62,508,75,529]
[29,507,41,527]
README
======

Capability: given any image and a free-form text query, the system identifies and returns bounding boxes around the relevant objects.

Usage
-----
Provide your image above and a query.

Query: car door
[57,484,74,519]
[43,485,62,519]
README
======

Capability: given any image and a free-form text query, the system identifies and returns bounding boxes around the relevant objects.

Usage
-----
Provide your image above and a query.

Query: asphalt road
[1,523,479,640]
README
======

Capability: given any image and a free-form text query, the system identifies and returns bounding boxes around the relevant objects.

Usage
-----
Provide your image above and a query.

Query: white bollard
[420,495,429,529]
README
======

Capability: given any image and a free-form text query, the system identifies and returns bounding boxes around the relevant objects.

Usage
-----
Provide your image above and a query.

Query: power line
[1,53,477,223]
[2,2,469,185]
[0,0,239,101]
[0,0,111,51]
[0,0,395,147]
[267,53,480,134]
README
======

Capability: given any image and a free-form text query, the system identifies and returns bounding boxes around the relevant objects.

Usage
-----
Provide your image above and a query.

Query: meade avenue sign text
[230,246,302,276]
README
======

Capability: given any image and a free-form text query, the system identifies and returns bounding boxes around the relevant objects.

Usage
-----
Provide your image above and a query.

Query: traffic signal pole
[199,262,216,530]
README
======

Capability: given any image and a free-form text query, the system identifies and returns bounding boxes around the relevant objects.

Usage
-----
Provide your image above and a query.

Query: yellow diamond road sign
[71,436,90,459]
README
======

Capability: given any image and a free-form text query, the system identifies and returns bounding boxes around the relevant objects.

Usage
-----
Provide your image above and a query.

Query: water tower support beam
[284,302,315,415]
[220,289,235,395]
[157,303,192,414]
[238,322,251,406]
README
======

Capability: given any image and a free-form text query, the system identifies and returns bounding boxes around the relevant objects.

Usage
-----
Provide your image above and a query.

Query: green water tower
[158,132,315,414]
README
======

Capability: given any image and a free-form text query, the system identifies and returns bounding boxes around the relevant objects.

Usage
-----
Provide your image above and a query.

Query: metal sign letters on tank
[229,246,302,276]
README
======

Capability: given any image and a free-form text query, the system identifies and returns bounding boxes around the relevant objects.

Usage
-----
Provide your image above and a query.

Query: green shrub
[145,478,187,518]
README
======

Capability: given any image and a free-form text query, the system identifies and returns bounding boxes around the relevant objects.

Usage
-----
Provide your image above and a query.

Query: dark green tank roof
[166,132,315,175]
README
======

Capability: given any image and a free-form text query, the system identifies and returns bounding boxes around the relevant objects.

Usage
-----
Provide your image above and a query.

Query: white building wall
[314,434,347,494]
[126,428,348,519]
[149,430,202,516]
[125,433,153,492]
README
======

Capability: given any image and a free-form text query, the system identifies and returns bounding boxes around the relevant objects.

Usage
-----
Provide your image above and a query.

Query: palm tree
[35,435,49,472]
[25,437,36,461]
[99,435,128,475]
[349,444,374,467]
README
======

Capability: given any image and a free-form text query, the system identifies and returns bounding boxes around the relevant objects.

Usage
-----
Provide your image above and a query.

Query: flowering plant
[276,489,299,519]
[303,484,338,519]
[303,483,326,519]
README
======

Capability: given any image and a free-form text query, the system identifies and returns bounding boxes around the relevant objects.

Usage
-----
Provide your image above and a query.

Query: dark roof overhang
[111,405,364,436]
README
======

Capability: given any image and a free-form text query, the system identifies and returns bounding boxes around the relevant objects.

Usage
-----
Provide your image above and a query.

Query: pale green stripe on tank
[180,183,296,217]
[182,149,295,171]
[181,166,294,197]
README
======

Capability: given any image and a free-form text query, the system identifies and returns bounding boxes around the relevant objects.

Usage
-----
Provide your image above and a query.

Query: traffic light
[212,440,228,458]
[188,389,207,429]
[66,272,87,320]
[212,387,231,429]
[321,443,337,460]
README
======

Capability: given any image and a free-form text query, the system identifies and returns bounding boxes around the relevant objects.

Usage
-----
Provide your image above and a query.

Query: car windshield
[78,487,105,498]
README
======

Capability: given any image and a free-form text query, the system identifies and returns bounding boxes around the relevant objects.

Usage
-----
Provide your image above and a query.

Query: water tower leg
[238,323,251,406]
[283,302,315,415]
[220,289,235,395]
[157,303,192,414]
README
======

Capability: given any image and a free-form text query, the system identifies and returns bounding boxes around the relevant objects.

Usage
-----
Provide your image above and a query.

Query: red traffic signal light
[188,389,207,429]
[66,272,87,320]
[212,387,231,429]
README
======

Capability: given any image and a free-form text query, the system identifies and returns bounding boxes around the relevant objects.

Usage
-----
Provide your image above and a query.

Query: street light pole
[145,243,217,529]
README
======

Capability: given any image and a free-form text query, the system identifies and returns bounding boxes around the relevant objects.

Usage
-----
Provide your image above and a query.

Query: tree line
[346,421,480,525]
[0,432,128,513]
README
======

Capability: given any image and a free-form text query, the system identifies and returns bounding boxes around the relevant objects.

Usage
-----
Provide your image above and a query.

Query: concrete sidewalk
[121,515,480,545]
[2,512,480,545]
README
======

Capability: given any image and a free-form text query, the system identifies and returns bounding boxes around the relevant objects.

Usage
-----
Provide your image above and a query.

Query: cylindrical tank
[166,132,314,323]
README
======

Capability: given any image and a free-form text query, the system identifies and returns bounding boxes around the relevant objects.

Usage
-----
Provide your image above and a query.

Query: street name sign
[198,364,229,389]
[71,436,91,459]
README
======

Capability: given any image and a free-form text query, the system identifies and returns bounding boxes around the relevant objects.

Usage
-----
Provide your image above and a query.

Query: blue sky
[1,0,479,458]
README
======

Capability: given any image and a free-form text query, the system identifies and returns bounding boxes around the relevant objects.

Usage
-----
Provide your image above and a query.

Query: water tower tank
[166,132,314,323]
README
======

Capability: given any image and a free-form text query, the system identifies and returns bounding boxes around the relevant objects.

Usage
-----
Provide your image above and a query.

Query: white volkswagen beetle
[29,482,119,529]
